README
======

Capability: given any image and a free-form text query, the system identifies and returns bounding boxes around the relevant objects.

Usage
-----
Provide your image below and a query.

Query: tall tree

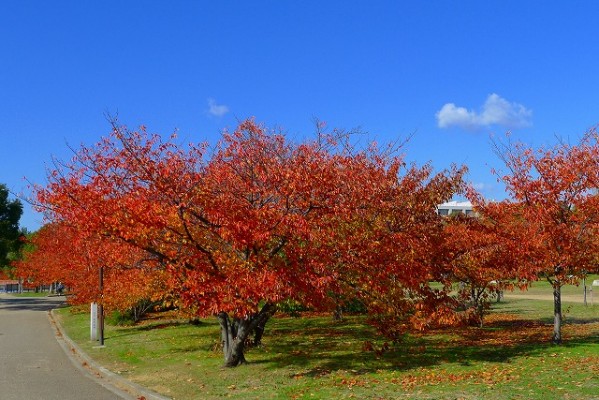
[35,119,374,366]
[34,118,466,366]
[475,130,599,343]
[0,184,23,271]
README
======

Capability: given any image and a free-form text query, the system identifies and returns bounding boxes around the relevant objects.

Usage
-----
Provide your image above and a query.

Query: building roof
[438,201,473,209]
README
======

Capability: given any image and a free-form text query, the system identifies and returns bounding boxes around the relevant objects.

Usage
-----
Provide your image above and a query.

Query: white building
[437,201,474,216]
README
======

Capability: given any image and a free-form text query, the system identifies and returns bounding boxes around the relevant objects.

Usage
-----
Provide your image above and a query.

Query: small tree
[478,130,599,343]
[314,162,467,338]
[441,213,519,327]
[17,223,166,319]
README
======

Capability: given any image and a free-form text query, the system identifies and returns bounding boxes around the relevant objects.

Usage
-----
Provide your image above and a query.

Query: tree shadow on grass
[133,320,189,331]
[105,320,191,342]
[258,315,599,378]
[564,316,599,325]
[104,317,222,353]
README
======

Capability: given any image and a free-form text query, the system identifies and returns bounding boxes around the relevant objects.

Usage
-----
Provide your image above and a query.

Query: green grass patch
[54,298,599,400]
[11,291,53,298]
[516,274,599,295]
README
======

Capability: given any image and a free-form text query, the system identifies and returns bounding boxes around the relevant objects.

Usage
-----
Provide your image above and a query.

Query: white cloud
[207,98,229,117]
[436,93,532,131]
[471,182,493,192]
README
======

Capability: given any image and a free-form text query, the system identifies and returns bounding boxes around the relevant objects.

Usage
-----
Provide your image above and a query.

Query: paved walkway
[0,294,130,400]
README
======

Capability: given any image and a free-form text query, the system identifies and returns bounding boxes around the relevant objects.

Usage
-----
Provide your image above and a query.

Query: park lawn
[54,297,599,400]
[12,291,53,298]
[508,274,599,297]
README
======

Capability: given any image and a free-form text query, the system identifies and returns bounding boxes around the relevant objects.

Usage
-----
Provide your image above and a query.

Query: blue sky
[2,1,599,231]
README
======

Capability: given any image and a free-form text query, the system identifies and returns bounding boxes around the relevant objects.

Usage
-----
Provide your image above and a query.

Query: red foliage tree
[440,212,525,327]
[17,223,166,319]
[314,161,467,338]
[34,118,467,365]
[474,130,599,343]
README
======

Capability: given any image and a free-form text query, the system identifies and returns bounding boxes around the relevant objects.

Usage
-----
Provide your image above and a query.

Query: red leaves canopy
[475,130,599,283]
[31,119,466,324]
[17,223,165,312]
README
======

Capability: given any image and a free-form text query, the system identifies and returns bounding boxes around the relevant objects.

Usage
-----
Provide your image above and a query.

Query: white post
[90,303,98,341]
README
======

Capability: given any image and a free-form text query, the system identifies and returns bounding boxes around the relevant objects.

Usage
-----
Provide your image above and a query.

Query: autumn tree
[441,212,522,327]
[475,130,599,343]
[34,118,468,366]
[17,223,167,320]
[35,119,359,366]
[308,160,467,339]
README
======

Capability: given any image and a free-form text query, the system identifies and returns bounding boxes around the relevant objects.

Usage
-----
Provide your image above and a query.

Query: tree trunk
[552,280,562,344]
[252,305,275,346]
[218,312,247,367]
[217,303,276,367]
[333,305,343,321]
[583,276,587,307]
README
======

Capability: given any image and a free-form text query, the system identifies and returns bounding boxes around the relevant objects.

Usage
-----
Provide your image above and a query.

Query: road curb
[49,309,171,400]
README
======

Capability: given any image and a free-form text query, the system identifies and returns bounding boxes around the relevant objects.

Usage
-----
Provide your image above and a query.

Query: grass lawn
[11,291,53,298]
[506,274,599,299]
[54,291,599,400]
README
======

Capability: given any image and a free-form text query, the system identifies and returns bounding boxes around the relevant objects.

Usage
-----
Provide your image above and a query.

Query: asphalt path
[0,294,129,400]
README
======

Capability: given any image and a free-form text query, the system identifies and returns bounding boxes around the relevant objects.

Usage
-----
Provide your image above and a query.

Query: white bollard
[90,302,98,341]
